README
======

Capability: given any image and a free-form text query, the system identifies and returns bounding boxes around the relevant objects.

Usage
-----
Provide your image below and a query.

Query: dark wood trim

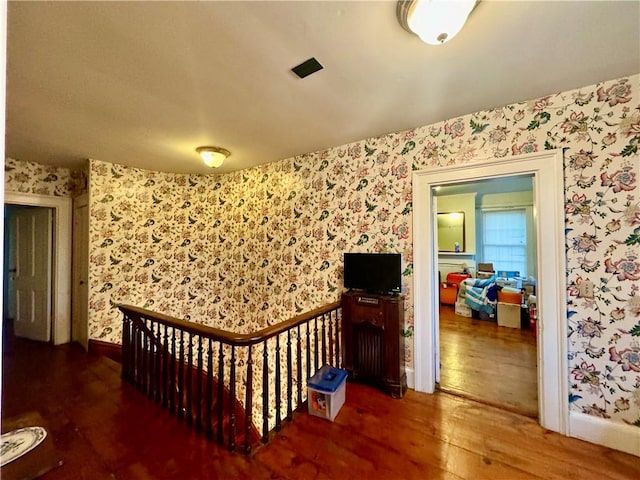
[88,339,122,364]
[118,301,341,347]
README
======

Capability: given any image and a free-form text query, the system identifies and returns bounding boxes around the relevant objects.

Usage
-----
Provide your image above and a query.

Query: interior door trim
[5,191,72,345]
[412,149,568,435]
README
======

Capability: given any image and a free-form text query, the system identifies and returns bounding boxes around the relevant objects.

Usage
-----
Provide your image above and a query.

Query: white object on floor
[0,426,47,466]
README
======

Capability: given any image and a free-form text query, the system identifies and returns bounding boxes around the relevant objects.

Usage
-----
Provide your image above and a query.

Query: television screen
[343,253,401,295]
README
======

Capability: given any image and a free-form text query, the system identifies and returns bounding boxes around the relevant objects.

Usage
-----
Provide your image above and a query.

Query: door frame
[72,193,89,349]
[412,149,568,435]
[4,191,72,345]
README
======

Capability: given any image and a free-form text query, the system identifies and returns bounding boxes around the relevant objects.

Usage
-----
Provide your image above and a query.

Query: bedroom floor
[438,304,538,417]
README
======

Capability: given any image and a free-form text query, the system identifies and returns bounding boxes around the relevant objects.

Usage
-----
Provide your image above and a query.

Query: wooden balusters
[141,329,148,394]
[262,341,269,443]
[196,336,204,432]
[328,313,334,368]
[151,324,162,403]
[118,301,341,455]
[169,327,177,415]
[147,323,154,399]
[217,345,224,445]
[134,325,140,390]
[296,325,303,408]
[186,334,193,425]
[162,325,169,408]
[205,338,213,439]
[286,330,293,422]
[177,331,185,420]
[305,324,311,388]
[274,335,281,432]
[122,315,130,381]
[228,346,236,452]
[314,317,319,371]
[321,313,327,365]
[244,345,253,454]
[335,310,341,368]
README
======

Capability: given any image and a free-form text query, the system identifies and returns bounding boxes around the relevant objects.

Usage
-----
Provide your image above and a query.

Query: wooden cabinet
[341,291,407,398]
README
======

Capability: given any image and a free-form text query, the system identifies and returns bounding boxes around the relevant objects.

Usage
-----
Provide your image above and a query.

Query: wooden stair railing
[118,302,342,454]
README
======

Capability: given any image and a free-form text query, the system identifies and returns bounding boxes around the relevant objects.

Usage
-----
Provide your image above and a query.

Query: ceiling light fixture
[397,0,478,45]
[196,146,230,168]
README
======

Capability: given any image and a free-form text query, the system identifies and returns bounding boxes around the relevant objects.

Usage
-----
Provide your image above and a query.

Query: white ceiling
[6,1,640,175]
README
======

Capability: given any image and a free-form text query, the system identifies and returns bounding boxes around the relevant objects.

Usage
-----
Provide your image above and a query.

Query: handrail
[119,300,343,454]
[118,301,340,346]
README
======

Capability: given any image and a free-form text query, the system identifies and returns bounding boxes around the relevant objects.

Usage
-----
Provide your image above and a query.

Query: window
[481,209,527,277]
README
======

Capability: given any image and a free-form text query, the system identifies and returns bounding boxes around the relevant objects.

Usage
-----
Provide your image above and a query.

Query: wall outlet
[579,279,594,299]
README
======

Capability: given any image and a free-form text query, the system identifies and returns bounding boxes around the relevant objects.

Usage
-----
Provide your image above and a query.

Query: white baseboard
[569,411,640,457]
[406,374,638,456]
[405,367,415,390]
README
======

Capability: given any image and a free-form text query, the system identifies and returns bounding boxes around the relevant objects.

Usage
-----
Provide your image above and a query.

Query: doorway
[434,176,538,416]
[413,149,568,435]
[4,192,72,345]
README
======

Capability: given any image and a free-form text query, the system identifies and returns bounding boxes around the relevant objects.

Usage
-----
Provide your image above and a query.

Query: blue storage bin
[307,365,347,421]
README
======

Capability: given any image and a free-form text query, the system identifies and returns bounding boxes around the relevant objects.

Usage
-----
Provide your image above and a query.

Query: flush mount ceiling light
[397,0,478,45]
[196,146,230,168]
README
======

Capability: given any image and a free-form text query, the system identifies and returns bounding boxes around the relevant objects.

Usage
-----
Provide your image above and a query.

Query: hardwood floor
[2,334,638,479]
[439,304,538,417]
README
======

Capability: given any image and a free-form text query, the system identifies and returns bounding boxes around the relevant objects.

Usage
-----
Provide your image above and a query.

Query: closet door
[72,193,89,349]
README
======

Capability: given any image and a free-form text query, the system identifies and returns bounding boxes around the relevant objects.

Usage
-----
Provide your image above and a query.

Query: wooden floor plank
[439,304,538,416]
[2,334,638,480]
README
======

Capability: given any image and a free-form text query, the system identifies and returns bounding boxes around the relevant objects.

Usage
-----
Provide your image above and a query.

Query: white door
[72,194,89,349]
[12,206,53,341]
[4,210,17,321]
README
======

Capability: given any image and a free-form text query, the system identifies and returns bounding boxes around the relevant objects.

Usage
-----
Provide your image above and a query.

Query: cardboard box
[307,366,347,421]
[477,263,494,272]
[476,262,495,279]
[477,271,495,279]
[497,290,523,305]
[522,281,536,297]
[497,302,521,328]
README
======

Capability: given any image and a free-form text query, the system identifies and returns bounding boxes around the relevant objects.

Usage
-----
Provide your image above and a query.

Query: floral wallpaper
[409,76,640,427]
[6,75,639,430]
[4,157,86,197]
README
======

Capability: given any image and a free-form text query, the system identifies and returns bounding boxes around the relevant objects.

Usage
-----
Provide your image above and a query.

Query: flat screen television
[343,252,402,295]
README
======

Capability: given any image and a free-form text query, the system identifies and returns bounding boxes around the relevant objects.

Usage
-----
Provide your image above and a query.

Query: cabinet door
[382,298,402,385]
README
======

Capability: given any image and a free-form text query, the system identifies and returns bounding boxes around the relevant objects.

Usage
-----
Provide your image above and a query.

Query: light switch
[579,279,594,298]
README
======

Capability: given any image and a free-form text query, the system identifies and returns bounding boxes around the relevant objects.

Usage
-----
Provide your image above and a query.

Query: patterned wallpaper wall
[4,158,84,197]
[6,75,638,429]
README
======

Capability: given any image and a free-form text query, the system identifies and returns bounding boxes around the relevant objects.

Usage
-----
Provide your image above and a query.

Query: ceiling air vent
[291,57,324,79]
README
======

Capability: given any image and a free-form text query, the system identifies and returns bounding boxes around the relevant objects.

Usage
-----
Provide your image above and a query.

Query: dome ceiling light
[196,146,230,168]
[397,0,478,45]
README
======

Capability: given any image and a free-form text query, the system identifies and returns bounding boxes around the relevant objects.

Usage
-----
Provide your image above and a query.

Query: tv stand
[341,291,407,398]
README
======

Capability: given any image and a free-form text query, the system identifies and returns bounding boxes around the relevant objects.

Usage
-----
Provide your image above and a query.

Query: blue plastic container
[307,365,347,421]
